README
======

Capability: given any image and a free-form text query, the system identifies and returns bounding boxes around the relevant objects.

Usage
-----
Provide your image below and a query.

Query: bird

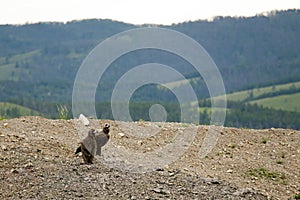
[95,123,110,156]
[75,129,96,164]
[75,123,111,164]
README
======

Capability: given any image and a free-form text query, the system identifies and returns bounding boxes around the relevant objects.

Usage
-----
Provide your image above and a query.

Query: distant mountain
[0,9,299,103]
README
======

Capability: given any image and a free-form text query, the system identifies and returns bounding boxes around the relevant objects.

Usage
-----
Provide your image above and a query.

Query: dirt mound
[0,116,299,199]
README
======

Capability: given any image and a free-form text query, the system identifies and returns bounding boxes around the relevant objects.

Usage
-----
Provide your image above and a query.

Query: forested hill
[0,9,299,103]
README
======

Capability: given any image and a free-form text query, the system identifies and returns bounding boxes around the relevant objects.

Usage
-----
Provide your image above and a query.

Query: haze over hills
[0,9,300,129]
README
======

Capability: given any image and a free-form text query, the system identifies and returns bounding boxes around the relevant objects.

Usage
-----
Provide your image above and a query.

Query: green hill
[250,92,300,113]
[222,81,300,102]
[1,10,300,103]
[210,81,300,113]
[0,102,40,119]
[1,10,300,129]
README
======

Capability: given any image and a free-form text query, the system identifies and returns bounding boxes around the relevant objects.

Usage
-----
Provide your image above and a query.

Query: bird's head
[88,129,96,137]
[103,123,110,134]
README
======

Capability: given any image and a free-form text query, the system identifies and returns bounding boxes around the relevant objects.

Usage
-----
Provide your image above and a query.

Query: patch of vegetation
[181,123,189,127]
[295,194,300,199]
[216,81,300,102]
[56,104,70,120]
[0,102,40,118]
[250,92,300,113]
[247,168,286,182]
[261,138,268,144]
[276,160,284,164]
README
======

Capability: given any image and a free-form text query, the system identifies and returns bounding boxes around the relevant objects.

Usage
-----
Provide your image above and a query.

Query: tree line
[2,99,300,130]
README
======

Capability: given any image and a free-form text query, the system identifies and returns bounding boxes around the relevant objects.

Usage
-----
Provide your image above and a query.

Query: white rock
[79,114,89,126]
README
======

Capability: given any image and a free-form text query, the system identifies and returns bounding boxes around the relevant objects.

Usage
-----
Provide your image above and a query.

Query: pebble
[152,188,170,195]
[203,178,221,184]
[3,123,8,128]
[233,188,256,196]
[25,162,34,168]
[11,169,19,173]
[118,132,125,138]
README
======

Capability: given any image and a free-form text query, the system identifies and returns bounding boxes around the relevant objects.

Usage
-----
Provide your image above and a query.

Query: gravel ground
[0,116,299,199]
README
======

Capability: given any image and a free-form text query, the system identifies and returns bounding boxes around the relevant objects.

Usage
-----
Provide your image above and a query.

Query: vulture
[75,123,110,164]
[95,123,110,156]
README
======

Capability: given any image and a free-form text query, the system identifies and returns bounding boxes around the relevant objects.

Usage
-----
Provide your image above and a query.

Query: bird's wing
[75,146,81,154]
[82,131,96,155]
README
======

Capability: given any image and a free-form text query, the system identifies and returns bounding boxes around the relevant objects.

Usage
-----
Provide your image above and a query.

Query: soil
[0,116,299,199]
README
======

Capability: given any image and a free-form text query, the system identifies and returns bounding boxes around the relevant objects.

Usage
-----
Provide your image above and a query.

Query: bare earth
[0,116,299,199]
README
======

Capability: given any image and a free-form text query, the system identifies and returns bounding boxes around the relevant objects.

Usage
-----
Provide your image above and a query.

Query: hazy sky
[1,0,300,25]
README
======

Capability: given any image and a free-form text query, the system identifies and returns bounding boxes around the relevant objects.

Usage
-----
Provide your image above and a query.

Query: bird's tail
[75,146,81,154]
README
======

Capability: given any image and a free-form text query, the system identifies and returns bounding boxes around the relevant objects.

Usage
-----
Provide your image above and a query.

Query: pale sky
[1,0,300,25]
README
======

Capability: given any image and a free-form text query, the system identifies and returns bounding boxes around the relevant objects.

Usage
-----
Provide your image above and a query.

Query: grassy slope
[206,81,300,113]
[0,102,40,118]
[249,92,300,113]
[223,81,300,102]
[0,50,40,81]
[162,77,200,89]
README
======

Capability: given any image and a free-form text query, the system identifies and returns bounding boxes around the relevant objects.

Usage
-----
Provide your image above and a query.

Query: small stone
[1,145,7,151]
[233,188,256,196]
[226,169,233,173]
[3,123,8,128]
[11,169,19,173]
[25,162,33,168]
[169,172,175,176]
[152,188,170,195]
[118,132,125,138]
[75,193,83,197]
[203,178,221,184]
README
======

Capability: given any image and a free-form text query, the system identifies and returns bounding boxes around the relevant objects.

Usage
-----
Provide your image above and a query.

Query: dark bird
[75,129,96,164]
[75,123,111,164]
[95,123,110,156]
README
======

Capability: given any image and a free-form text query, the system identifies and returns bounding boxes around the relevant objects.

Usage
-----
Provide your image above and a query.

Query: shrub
[56,104,69,119]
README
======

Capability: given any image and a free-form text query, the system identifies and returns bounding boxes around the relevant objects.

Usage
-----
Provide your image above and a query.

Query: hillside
[0,9,300,103]
[250,92,300,112]
[221,81,300,102]
[0,102,40,118]
[211,81,300,113]
[0,9,300,130]
[0,117,299,199]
